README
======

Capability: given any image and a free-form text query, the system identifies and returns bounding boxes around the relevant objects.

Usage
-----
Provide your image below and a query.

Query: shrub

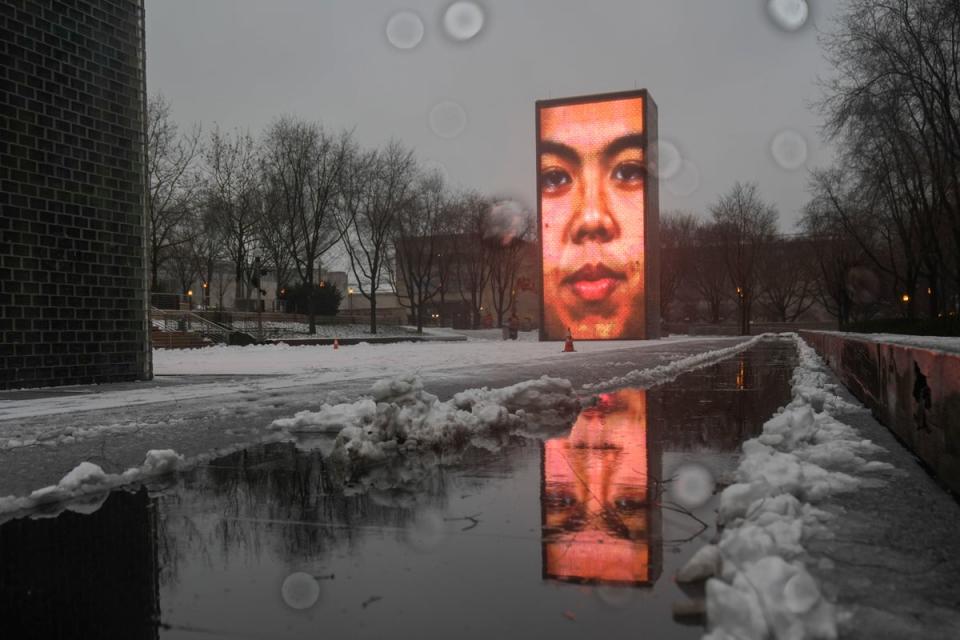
[283,282,343,316]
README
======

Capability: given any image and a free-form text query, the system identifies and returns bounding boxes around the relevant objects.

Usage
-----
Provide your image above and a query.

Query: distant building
[0,1,149,389]
[394,234,539,330]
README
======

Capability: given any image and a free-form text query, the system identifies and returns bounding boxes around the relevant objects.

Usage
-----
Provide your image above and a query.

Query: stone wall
[800,331,960,495]
[0,0,150,389]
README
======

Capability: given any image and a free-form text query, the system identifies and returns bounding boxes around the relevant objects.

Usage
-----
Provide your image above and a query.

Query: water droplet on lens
[386,11,425,50]
[670,463,715,509]
[596,578,636,608]
[281,572,320,609]
[665,160,700,197]
[421,159,450,185]
[443,1,485,41]
[767,0,808,32]
[653,139,682,180]
[771,129,808,170]
[405,509,446,552]
[428,100,468,139]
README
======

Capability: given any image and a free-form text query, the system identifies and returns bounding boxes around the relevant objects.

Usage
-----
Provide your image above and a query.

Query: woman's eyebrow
[539,139,580,166]
[602,132,646,159]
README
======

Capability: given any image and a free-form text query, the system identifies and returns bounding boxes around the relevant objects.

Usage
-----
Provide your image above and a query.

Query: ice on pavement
[270,374,581,463]
[690,334,895,640]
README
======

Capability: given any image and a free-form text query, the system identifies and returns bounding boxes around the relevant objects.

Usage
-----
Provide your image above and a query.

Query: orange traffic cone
[333,338,339,350]
[563,328,576,352]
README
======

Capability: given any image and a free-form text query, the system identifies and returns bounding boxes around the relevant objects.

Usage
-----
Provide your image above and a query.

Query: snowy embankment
[269,374,581,462]
[678,334,894,640]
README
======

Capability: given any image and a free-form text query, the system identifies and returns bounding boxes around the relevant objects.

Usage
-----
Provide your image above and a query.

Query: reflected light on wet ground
[0,340,796,639]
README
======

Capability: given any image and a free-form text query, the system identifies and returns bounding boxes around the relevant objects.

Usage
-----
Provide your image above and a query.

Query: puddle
[0,340,796,639]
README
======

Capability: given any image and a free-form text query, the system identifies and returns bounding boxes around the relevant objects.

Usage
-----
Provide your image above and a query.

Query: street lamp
[901,293,910,303]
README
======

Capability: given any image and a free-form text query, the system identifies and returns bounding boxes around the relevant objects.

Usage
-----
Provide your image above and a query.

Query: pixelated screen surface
[542,389,651,584]
[537,91,648,340]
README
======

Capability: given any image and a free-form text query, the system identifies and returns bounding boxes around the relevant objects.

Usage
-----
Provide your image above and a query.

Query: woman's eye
[541,168,572,193]
[612,161,645,185]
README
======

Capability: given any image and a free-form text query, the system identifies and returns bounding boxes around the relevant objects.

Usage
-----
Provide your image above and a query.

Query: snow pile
[685,334,894,640]
[584,333,773,391]
[271,374,580,463]
[0,449,186,516]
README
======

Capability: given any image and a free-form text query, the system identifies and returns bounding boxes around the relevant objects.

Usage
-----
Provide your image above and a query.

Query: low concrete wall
[800,331,960,494]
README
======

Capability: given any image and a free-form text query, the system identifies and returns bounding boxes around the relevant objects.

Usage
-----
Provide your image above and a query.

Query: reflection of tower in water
[540,389,662,586]
[0,488,160,639]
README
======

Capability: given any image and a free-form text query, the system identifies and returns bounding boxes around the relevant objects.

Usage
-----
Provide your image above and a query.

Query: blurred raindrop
[771,129,808,170]
[404,509,446,552]
[428,100,468,139]
[670,463,715,509]
[386,11,425,50]
[767,0,809,32]
[487,199,532,244]
[664,160,700,197]
[595,578,636,608]
[280,572,320,610]
[443,1,485,41]
[421,159,450,185]
[653,139,682,180]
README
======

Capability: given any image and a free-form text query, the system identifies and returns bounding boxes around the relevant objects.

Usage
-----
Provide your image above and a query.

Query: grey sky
[145,0,837,231]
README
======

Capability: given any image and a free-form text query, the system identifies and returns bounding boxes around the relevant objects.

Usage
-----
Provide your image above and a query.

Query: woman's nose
[571,176,617,244]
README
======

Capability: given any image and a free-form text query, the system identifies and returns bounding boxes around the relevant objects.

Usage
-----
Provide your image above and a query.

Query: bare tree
[690,222,728,324]
[802,179,879,327]
[819,0,960,317]
[204,126,261,307]
[168,236,200,305]
[659,210,700,321]
[453,192,494,329]
[711,182,778,335]
[757,235,817,322]
[190,207,226,310]
[256,184,296,302]
[338,141,418,334]
[487,200,534,327]
[261,117,352,333]
[392,172,448,333]
[146,93,201,293]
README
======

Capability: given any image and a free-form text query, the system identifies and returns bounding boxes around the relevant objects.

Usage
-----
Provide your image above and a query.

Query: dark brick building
[0,0,151,389]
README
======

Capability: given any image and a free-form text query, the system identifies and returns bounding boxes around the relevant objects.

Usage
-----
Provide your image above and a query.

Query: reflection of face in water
[542,389,652,584]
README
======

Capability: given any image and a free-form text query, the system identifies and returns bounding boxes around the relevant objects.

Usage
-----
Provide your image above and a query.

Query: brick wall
[0,0,150,389]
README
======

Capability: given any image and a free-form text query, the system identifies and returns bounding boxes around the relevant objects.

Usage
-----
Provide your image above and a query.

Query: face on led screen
[541,389,652,584]
[538,95,646,340]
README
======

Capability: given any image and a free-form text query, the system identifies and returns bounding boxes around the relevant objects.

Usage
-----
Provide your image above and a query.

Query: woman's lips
[572,278,620,301]
[562,264,625,302]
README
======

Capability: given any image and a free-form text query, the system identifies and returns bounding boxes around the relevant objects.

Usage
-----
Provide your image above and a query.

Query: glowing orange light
[538,92,650,341]
[901,293,910,303]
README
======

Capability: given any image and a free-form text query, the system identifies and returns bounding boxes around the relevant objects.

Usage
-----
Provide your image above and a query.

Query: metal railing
[150,308,236,344]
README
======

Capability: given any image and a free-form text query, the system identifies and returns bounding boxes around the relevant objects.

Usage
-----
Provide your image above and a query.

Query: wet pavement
[0,341,798,639]
[0,336,757,499]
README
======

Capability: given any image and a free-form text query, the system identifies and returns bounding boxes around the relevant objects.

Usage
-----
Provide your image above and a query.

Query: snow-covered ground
[677,334,896,640]
[0,332,766,513]
[0,332,710,423]
[0,332,756,425]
